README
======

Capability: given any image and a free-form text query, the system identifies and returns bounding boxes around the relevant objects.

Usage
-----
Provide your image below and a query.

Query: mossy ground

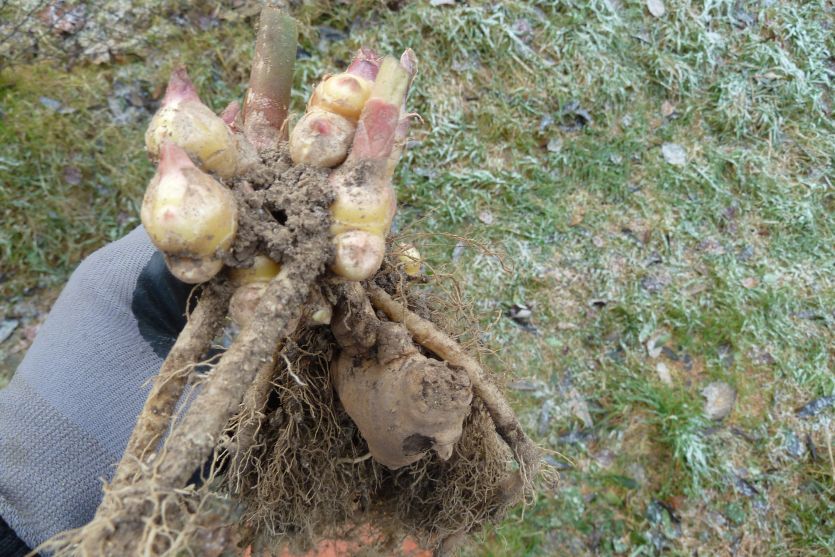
[1,1,833,555]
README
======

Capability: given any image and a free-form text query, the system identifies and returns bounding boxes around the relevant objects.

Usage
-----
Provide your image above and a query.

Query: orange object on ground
[243,523,432,557]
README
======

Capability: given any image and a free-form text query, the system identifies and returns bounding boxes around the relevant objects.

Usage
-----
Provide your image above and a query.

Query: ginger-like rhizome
[46,7,542,556]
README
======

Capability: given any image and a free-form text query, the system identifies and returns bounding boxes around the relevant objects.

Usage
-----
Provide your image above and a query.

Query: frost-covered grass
[1,0,833,554]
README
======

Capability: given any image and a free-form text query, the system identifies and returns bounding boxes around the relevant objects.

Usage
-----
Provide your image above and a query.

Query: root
[367,285,542,500]
[110,283,232,488]
[222,348,281,491]
[155,263,323,489]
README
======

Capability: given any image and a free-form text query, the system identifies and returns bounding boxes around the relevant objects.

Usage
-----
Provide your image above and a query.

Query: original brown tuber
[146,68,255,179]
[332,321,472,469]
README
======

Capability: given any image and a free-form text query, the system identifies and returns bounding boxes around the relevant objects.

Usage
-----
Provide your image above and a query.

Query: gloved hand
[0,225,193,551]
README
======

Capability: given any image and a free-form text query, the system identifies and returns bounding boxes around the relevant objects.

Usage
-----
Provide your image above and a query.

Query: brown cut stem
[367,285,542,496]
[110,283,231,488]
[154,261,323,488]
[243,6,297,151]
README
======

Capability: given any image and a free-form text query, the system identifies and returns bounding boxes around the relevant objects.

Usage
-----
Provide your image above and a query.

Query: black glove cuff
[0,514,32,557]
[131,251,198,358]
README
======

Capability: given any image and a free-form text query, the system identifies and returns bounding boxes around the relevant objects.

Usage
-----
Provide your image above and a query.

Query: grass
[1,0,834,554]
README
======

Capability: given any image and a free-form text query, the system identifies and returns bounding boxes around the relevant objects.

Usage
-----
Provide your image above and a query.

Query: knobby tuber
[44,6,543,556]
[327,54,415,280]
[228,255,281,326]
[141,143,237,284]
[289,48,380,168]
[333,320,473,469]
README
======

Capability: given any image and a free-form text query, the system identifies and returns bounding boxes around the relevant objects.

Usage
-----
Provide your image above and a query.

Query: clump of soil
[220,146,333,270]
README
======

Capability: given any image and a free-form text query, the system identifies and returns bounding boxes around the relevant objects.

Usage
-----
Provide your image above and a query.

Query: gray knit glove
[0,225,193,550]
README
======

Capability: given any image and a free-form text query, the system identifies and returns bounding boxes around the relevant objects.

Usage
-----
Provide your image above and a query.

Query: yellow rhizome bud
[229,255,281,285]
[397,243,422,277]
[164,254,224,284]
[142,143,237,259]
[289,109,356,168]
[311,73,373,121]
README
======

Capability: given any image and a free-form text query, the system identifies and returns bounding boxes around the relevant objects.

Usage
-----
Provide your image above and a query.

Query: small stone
[647,0,666,17]
[507,304,538,333]
[656,362,673,386]
[546,136,562,153]
[646,334,665,359]
[662,143,687,166]
[510,18,534,43]
[796,396,835,419]
[0,320,19,344]
[702,382,736,420]
[734,476,760,498]
[641,273,670,294]
[39,96,63,111]
[661,100,676,117]
[63,166,82,185]
[595,449,615,468]
[478,211,494,225]
[559,101,592,131]
[315,25,348,42]
[627,462,647,485]
[451,241,465,262]
[784,430,805,458]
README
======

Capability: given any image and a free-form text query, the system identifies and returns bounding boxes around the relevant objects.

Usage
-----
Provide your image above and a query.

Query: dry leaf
[569,206,585,226]
[742,277,759,289]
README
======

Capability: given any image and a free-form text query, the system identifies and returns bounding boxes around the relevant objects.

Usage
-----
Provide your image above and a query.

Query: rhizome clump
[195,149,523,552]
